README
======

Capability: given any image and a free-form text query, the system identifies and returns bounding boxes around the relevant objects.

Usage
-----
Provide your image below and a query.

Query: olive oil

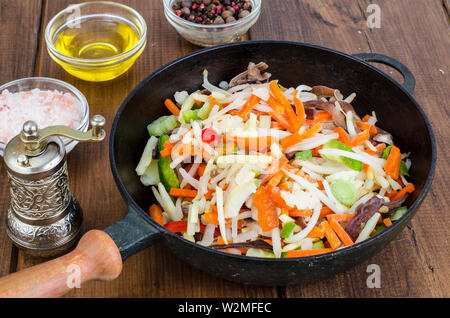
[50,16,145,82]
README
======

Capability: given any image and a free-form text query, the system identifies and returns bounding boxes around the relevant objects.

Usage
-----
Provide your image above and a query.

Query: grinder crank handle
[0,209,161,297]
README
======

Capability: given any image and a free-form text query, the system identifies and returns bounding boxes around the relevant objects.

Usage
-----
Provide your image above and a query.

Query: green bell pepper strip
[158,135,180,192]
[322,139,363,171]
[295,150,313,160]
[330,179,358,207]
[381,145,393,159]
[374,224,387,235]
[147,115,178,136]
[390,206,408,221]
[281,222,296,239]
[382,145,409,176]
[183,109,201,123]
[399,160,410,176]
[312,240,325,249]
[278,84,287,92]
[246,248,276,258]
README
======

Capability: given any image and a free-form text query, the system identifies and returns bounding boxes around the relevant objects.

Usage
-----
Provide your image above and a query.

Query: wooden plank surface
[0,0,43,277]
[251,0,450,297]
[0,0,448,298]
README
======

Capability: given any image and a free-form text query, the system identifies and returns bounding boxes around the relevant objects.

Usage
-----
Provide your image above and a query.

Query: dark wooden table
[0,0,448,298]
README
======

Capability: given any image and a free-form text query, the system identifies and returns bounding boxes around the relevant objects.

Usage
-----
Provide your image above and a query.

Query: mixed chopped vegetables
[136,62,414,258]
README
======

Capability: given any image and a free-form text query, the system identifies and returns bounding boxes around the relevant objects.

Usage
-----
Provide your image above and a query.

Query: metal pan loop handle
[353,53,416,94]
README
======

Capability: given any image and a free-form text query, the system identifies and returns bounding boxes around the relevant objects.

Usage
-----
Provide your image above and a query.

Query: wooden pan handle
[0,230,123,298]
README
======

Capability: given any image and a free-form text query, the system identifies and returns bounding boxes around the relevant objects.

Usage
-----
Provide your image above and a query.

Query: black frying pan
[0,41,436,296]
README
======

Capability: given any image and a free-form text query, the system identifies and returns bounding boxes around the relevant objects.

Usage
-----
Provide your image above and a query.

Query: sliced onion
[202,70,230,96]
[319,148,385,172]
[253,102,273,113]
[295,160,349,175]
[346,111,357,138]
[216,186,228,244]
[344,92,356,103]
[198,224,216,247]
[285,133,338,153]
[233,229,258,243]
[180,162,200,188]
[179,168,200,189]
[283,170,347,214]
[271,227,282,258]
[284,205,321,243]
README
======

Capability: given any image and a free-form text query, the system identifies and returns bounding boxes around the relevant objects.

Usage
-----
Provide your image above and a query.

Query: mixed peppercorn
[172,0,253,25]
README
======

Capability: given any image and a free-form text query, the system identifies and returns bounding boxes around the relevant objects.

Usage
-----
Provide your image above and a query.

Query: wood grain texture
[0,0,43,277]
[251,0,449,297]
[0,0,448,298]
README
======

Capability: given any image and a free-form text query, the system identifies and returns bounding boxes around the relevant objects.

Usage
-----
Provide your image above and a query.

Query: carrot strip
[311,145,324,157]
[333,127,352,148]
[270,83,300,132]
[267,96,285,113]
[278,182,291,192]
[289,209,313,217]
[316,179,324,190]
[169,188,198,198]
[326,213,355,223]
[383,145,402,179]
[270,121,285,130]
[270,81,291,106]
[307,226,325,239]
[238,95,260,120]
[362,115,371,122]
[269,111,292,132]
[253,186,280,232]
[356,121,377,134]
[383,218,393,227]
[293,95,305,127]
[319,206,334,218]
[285,248,334,258]
[149,204,164,226]
[204,211,219,225]
[350,129,371,147]
[270,188,292,210]
[319,221,342,250]
[280,124,322,149]
[160,147,172,157]
[264,239,273,246]
[267,170,285,189]
[216,236,230,253]
[306,111,333,125]
[365,143,386,156]
[329,218,354,246]
[164,98,180,116]
[391,183,415,201]
[386,190,398,200]
[284,103,301,132]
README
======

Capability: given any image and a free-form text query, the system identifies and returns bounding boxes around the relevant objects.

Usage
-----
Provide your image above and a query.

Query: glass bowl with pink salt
[0,77,89,156]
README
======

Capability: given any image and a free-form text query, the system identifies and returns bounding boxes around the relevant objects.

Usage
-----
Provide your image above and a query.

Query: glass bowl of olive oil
[45,1,147,82]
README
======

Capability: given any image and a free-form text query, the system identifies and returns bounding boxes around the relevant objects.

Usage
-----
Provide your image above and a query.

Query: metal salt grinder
[3,115,106,258]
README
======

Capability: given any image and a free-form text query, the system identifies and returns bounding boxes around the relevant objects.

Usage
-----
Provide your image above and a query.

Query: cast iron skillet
[107,40,435,284]
[0,41,436,296]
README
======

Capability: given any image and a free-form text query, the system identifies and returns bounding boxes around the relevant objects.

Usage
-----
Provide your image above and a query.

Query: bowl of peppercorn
[164,0,261,47]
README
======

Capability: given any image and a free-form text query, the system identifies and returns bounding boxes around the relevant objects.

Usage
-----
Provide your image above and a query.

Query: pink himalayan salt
[0,88,83,144]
